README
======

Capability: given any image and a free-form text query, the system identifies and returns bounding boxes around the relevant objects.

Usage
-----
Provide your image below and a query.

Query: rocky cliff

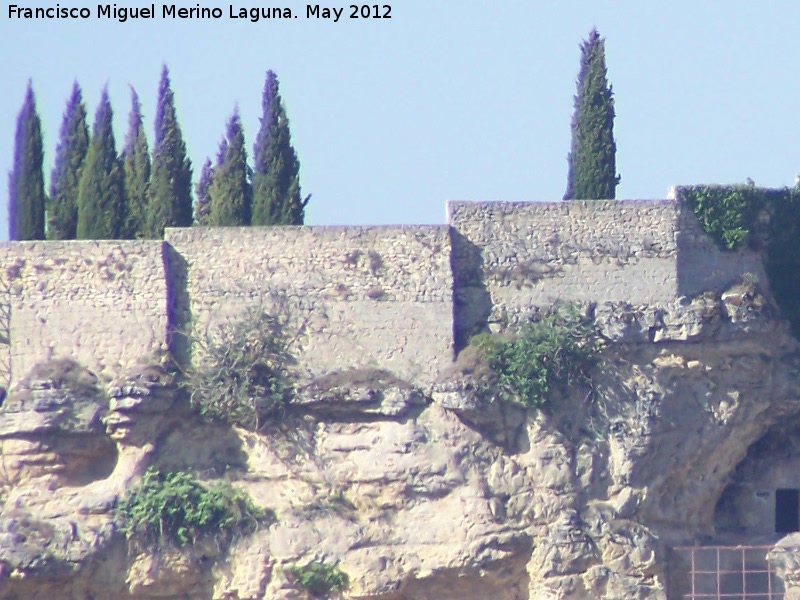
[1,277,800,600]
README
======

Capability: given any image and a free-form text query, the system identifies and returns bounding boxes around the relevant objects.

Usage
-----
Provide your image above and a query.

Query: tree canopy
[564,28,619,201]
[9,82,46,241]
[48,82,89,240]
[148,66,193,237]
[76,90,125,239]
[252,70,308,225]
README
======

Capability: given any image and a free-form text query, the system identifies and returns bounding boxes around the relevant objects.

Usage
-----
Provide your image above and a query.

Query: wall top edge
[164,223,450,237]
[0,240,167,249]
[446,198,679,222]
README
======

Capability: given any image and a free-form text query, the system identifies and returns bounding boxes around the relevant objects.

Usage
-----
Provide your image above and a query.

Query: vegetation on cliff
[286,561,350,597]
[116,467,267,549]
[180,306,295,431]
[471,306,601,408]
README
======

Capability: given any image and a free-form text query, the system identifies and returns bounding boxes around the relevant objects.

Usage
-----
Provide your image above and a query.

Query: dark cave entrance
[775,488,799,534]
[713,415,800,542]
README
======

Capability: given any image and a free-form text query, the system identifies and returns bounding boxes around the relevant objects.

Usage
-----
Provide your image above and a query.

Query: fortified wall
[0,196,763,388]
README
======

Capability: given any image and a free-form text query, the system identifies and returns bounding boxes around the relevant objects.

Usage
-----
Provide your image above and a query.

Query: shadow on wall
[675,202,767,299]
[449,229,491,352]
[163,244,191,368]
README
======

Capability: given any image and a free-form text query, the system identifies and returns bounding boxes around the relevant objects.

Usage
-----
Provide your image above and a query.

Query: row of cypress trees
[8,68,306,241]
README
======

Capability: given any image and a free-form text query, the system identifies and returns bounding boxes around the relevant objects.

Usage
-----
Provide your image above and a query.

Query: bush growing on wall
[115,467,267,549]
[678,184,800,336]
[471,306,601,408]
[286,561,350,597]
[180,305,295,431]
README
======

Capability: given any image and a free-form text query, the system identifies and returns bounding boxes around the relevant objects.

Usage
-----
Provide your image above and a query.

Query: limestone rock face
[2,279,800,599]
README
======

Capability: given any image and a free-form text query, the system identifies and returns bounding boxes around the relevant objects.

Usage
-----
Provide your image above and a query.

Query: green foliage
[564,28,619,201]
[677,183,766,250]
[121,88,152,239]
[148,66,193,237]
[208,110,252,226]
[472,307,600,408]
[194,158,214,225]
[252,70,309,225]
[286,562,350,597]
[181,306,294,430]
[9,82,46,241]
[48,82,89,240]
[679,183,800,336]
[76,89,125,239]
[115,468,266,548]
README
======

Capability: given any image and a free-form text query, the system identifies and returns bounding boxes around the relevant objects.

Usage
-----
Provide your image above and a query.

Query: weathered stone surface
[2,244,800,598]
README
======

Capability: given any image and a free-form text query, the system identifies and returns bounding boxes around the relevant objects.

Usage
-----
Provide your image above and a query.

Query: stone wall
[164,225,455,386]
[0,199,767,389]
[448,200,682,341]
[447,199,764,343]
[0,241,170,384]
[671,189,767,298]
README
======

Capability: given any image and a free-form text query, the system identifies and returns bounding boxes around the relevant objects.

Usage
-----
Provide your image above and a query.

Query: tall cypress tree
[194,158,214,226]
[121,88,151,239]
[76,90,125,239]
[148,66,193,236]
[564,28,620,201]
[252,70,308,225]
[8,82,46,240]
[48,82,89,240]
[208,110,251,226]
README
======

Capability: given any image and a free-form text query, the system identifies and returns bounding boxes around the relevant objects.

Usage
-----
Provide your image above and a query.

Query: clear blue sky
[1,1,799,238]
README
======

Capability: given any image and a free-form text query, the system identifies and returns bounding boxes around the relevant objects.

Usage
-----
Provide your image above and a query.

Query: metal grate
[672,545,785,600]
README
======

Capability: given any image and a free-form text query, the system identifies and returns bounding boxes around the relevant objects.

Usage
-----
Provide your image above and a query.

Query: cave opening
[775,488,799,534]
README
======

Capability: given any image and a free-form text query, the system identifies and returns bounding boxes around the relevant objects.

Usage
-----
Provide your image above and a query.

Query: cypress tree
[8,82,46,240]
[194,158,214,226]
[252,70,308,225]
[208,110,251,226]
[76,90,125,239]
[48,82,89,240]
[121,88,151,239]
[564,28,620,201]
[148,66,193,236]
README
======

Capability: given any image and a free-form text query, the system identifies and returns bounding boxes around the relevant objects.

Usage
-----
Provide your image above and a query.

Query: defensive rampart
[0,241,170,385]
[0,197,765,388]
[164,225,455,384]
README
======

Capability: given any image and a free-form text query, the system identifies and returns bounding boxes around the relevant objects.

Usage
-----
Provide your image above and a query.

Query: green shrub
[286,561,350,597]
[678,184,800,336]
[180,307,295,430]
[472,306,600,408]
[115,468,267,549]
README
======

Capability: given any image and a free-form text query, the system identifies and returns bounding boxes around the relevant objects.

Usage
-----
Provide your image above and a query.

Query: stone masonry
[0,196,763,388]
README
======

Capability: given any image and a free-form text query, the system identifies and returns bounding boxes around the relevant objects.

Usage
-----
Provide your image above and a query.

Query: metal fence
[671,545,784,600]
